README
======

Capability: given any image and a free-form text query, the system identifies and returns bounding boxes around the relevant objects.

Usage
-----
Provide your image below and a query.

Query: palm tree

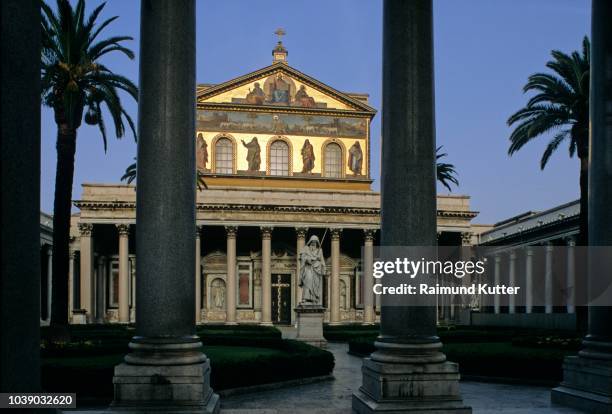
[507,37,589,245]
[41,0,137,332]
[436,146,459,191]
[121,158,208,190]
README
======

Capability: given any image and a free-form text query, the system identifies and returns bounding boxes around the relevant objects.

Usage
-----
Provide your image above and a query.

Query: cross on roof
[274,28,286,42]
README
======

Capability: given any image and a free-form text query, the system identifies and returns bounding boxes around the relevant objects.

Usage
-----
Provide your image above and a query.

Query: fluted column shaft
[329,228,342,324]
[46,246,53,322]
[96,256,106,323]
[68,250,75,320]
[525,246,533,313]
[78,223,94,321]
[225,226,237,325]
[261,227,273,325]
[508,251,516,314]
[117,224,130,323]
[363,229,376,325]
[545,242,553,314]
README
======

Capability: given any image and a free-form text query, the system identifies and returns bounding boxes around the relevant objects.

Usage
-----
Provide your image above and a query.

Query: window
[215,138,233,174]
[269,140,289,176]
[324,143,342,178]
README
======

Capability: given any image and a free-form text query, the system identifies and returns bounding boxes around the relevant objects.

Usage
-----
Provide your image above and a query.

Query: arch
[266,136,293,176]
[211,134,237,174]
[321,138,346,178]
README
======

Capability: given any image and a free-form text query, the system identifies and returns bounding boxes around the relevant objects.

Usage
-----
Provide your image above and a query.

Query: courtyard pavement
[221,331,584,414]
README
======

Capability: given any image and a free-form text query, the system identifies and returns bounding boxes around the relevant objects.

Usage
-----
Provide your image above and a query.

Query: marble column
[508,251,516,314]
[329,228,342,325]
[525,246,533,314]
[78,223,94,322]
[117,224,130,324]
[552,2,612,410]
[261,226,273,325]
[362,229,376,325]
[96,256,106,323]
[195,226,202,323]
[493,254,501,314]
[225,225,237,325]
[68,250,75,321]
[565,236,576,314]
[1,0,41,392]
[111,1,219,410]
[46,245,53,322]
[544,242,553,314]
[353,1,469,411]
[295,227,308,320]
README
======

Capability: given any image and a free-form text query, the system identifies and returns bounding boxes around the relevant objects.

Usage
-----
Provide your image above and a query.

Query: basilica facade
[66,42,481,326]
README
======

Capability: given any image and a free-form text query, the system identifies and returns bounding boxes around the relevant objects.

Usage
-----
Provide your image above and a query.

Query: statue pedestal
[295,305,327,348]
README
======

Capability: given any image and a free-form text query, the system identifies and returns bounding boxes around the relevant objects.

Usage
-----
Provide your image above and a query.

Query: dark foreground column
[551,1,612,412]
[0,0,41,393]
[111,1,219,412]
[352,1,470,412]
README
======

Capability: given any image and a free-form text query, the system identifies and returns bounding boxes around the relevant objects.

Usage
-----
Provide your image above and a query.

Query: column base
[352,358,471,414]
[111,361,219,413]
[551,355,612,413]
[295,305,327,348]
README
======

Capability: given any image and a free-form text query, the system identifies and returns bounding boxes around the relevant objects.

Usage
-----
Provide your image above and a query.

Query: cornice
[197,102,375,119]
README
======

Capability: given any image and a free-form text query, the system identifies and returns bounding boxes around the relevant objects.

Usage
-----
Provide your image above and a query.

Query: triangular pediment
[197,63,375,114]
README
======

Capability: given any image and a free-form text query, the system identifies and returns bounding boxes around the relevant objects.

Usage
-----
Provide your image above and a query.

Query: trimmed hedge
[41,325,333,402]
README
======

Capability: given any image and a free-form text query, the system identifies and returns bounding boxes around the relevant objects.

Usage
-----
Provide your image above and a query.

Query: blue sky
[40,0,591,223]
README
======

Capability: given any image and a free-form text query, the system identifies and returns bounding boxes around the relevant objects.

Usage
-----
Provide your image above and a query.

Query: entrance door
[271,273,291,325]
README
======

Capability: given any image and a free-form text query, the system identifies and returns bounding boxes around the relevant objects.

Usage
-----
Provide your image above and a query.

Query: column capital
[363,228,376,242]
[98,255,107,264]
[69,250,77,259]
[508,250,517,260]
[295,227,308,239]
[330,228,342,240]
[116,223,130,236]
[460,232,473,246]
[196,225,203,238]
[494,254,501,263]
[225,225,238,238]
[78,222,93,236]
[46,244,53,255]
[260,226,273,238]
[525,245,534,256]
[565,235,577,246]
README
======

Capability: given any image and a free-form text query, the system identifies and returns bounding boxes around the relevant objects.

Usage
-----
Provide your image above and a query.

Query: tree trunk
[49,124,77,338]
[579,155,589,246]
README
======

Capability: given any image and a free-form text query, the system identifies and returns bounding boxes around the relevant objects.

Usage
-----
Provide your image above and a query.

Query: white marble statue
[299,235,326,306]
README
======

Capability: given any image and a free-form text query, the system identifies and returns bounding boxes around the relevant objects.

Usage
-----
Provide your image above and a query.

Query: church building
[67,39,481,326]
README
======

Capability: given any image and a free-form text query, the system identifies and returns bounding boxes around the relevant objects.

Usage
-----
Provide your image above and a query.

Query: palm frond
[435,146,459,192]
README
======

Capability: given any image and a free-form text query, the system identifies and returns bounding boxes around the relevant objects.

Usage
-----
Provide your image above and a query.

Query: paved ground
[221,340,584,414]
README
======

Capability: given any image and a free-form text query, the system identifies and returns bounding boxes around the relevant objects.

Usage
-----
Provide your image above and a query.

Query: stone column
[117,224,130,324]
[1,0,41,392]
[112,1,219,410]
[525,246,533,314]
[261,226,273,326]
[508,250,516,314]
[294,227,308,321]
[565,236,576,314]
[46,245,53,322]
[225,225,237,325]
[68,250,75,321]
[96,256,106,323]
[363,229,376,325]
[329,228,342,325]
[552,2,612,410]
[545,242,553,314]
[353,1,469,411]
[195,226,202,323]
[78,223,94,322]
[493,254,501,314]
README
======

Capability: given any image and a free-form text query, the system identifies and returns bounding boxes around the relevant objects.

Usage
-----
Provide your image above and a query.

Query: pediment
[197,64,375,114]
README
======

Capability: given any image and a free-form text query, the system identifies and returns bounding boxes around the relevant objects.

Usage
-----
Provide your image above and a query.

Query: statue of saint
[299,235,326,306]
[295,85,315,107]
[245,82,265,105]
[301,139,315,173]
[196,133,208,170]
[348,141,363,175]
[211,279,226,310]
[241,137,261,171]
